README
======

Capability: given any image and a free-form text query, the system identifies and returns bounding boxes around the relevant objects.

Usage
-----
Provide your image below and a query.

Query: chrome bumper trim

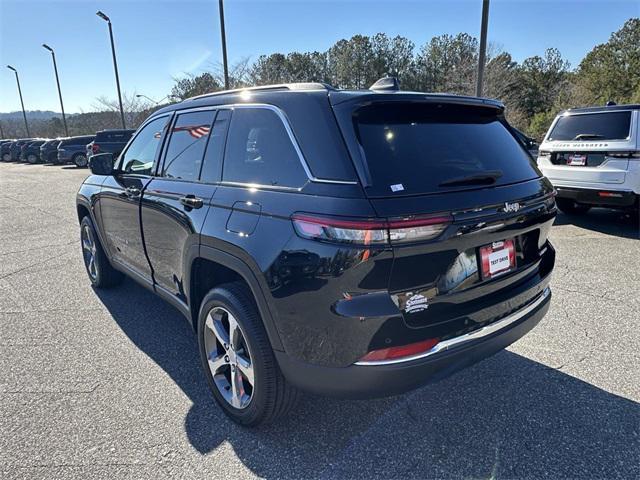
[355,287,551,366]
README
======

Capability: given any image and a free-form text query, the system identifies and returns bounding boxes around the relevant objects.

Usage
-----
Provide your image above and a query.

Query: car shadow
[554,208,639,239]
[95,278,639,479]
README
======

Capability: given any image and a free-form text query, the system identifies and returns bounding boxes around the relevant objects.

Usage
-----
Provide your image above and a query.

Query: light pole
[96,10,126,129]
[42,44,69,137]
[476,0,490,97]
[218,0,229,90]
[6,65,29,137]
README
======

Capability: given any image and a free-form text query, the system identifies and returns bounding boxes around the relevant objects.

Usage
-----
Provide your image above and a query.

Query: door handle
[125,186,140,197]
[180,195,203,209]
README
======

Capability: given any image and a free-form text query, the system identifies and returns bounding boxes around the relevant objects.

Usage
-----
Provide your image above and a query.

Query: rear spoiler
[328,91,504,111]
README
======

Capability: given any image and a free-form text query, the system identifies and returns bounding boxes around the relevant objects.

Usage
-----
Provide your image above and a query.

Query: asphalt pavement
[1,161,638,479]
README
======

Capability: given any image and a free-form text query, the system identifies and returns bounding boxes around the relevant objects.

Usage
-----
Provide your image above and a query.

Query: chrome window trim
[355,287,551,366]
[169,102,359,186]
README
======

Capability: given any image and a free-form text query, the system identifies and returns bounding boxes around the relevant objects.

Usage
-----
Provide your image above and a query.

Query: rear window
[354,103,539,197]
[548,111,631,141]
[96,131,133,142]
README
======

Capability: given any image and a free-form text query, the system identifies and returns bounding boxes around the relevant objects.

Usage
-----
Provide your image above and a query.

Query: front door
[97,115,171,281]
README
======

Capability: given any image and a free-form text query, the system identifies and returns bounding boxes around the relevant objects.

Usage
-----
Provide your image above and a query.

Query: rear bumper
[276,287,551,399]
[556,186,637,208]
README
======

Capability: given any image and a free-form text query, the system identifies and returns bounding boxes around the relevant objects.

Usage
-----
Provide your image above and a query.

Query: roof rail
[185,82,335,102]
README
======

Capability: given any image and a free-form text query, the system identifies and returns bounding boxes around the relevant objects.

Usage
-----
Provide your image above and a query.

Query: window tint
[119,116,169,174]
[162,110,216,181]
[200,110,230,184]
[354,103,540,197]
[223,108,307,187]
[548,111,631,141]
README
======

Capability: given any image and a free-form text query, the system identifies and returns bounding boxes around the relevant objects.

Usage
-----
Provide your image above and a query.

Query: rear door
[334,99,556,338]
[141,108,226,304]
[98,116,170,281]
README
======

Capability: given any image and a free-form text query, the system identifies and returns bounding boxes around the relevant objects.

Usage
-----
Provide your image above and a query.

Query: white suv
[537,104,639,214]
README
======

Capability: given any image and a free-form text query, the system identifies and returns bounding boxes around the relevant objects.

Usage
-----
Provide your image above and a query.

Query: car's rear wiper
[438,170,503,187]
[572,133,605,140]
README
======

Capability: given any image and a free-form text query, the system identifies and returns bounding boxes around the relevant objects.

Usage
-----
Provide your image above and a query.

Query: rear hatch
[332,96,556,340]
[538,110,638,185]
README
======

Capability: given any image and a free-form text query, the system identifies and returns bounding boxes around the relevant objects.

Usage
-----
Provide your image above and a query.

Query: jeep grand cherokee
[76,80,556,426]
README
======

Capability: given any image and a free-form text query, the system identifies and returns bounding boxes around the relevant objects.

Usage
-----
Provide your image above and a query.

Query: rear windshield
[62,136,94,146]
[548,111,631,141]
[353,103,539,196]
[96,131,134,142]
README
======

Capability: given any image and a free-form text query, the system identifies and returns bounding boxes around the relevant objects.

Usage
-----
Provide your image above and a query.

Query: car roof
[560,104,640,115]
[153,82,504,117]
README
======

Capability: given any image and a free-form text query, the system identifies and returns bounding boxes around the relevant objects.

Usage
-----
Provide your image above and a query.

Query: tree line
[2,18,638,141]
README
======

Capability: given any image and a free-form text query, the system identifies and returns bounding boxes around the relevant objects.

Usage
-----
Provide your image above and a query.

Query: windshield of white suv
[548,111,631,141]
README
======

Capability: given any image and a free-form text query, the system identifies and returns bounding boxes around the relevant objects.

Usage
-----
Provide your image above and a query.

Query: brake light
[598,191,623,198]
[359,338,439,362]
[92,143,100,154]
[291,213,451,246]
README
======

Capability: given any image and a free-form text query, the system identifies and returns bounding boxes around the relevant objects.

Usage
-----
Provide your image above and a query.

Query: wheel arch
[188,245,284,352]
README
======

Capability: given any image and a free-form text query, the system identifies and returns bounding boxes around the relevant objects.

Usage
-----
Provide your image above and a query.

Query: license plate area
[567,154,587,166]
[479,239,516,280]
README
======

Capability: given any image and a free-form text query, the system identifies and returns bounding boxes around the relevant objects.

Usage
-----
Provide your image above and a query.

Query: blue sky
[0,0,638,113]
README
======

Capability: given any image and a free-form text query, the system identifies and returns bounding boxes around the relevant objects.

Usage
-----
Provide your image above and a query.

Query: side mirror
[89,153,114,175]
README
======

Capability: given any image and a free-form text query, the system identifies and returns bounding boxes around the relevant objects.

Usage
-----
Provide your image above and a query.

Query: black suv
[9,139,35,161]
[57,135,95,166]
[23,140,47,163]
[40,138,63,163]
[86,129,135,166]
[77,81,556,426]
[1,140,16,161]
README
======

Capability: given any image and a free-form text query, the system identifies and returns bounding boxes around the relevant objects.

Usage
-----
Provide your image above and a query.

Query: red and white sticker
[480,239,516,279]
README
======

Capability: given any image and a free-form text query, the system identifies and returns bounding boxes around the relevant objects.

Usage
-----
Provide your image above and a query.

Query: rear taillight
[92,143,99,154]
[359,338,439,362]
[291,213,451,246]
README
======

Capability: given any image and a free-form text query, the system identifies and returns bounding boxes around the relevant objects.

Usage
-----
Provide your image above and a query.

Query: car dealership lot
[0,162,638,479]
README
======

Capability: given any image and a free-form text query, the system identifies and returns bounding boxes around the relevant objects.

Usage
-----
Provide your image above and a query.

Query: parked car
[40,138,64,164]
[538,103,639,214]
[77,80,556,426]
[85,129,135,167]
[9,139,35,161]
[1,140,16,161]
[23,140,48,164]
[57,135,95,166]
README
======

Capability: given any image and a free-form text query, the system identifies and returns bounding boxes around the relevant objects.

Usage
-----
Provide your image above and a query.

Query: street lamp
[218,0,229,90]
[42,44,69,137]
[476,0,490,97]
[6,65,29,137]
[96,10,126,128]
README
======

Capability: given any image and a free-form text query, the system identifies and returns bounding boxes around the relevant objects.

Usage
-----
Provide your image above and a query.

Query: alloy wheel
[81,224,97,281]
[76,155,88,167]
[203,306,255,409]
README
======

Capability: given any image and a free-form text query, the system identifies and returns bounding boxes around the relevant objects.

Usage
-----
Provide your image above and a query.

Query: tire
[73,153,88,168]
[27,153,38,164]
[197,282,299,426]
[556,197,591,215]
[80,216,123,288]
[2,153,10,162]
